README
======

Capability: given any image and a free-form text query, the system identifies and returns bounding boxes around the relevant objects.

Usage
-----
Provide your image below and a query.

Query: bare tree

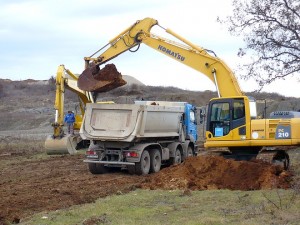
[48,75,56,91]
[220,0,300,90]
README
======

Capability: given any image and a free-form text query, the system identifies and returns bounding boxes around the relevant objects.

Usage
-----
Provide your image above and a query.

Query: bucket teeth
[78,63,126,92]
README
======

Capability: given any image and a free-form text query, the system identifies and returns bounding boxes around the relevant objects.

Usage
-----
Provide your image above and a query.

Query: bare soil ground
[0,151,293,224]
[0,154,141,224]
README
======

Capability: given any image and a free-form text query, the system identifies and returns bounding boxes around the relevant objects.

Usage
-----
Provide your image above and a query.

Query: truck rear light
[126,152,138,157]
[86,149,97,156]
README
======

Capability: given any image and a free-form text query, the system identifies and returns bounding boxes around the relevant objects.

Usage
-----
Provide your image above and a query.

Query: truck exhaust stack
[78,63,126,92]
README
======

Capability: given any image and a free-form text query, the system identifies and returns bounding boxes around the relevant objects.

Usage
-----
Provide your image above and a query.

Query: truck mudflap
[83,159,135,166]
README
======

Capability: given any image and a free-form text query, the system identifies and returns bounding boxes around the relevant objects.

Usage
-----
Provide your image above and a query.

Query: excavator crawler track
[256,150,290,170]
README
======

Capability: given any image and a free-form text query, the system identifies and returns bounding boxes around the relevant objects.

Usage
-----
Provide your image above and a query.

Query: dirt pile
[141,156,292,191]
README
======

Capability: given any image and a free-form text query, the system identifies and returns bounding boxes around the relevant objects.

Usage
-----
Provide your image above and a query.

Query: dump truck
[81,101,198,175]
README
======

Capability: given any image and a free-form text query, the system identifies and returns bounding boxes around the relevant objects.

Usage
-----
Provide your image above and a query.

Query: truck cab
[183,103,198,142]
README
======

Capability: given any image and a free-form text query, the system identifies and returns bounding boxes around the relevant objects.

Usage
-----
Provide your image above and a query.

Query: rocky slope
[0,78,299,132]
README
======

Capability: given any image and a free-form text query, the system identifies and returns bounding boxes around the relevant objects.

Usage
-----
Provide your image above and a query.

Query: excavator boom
[78,17,243,97]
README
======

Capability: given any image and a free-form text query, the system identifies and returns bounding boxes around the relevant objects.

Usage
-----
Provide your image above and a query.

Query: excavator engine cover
[78,63,126,92]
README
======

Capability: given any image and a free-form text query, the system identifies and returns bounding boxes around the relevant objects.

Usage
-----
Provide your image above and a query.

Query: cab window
[233,101,245,120]
[210,102,230,121]
[190,110,195,123]
[210,102,230,137]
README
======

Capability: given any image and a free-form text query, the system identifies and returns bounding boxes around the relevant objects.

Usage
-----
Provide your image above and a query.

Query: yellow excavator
[45,64,126,155]
[78,17,300,169]
[44,65,94,154]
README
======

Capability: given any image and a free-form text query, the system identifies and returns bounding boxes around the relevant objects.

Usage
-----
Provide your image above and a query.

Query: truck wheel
[88,163,108,174]
[135,150,150,175]
[169,148,182,165]
[187,146,194,157]
[150,149,161,173]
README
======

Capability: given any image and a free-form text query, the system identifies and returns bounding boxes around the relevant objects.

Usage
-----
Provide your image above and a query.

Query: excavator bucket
[78,63,127,92]
[45,134,80,155]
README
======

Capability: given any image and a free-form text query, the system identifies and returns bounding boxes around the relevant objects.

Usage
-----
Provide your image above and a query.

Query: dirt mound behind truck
[141,156,292,191]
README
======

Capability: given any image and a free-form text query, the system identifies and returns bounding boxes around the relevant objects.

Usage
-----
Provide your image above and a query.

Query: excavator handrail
[83,17,243,97]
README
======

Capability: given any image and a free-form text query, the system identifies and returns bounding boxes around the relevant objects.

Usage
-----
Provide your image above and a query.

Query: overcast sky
[1,0,299,97]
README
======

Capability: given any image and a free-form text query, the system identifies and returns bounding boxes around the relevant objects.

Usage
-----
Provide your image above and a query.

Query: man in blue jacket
[64,111,75,134]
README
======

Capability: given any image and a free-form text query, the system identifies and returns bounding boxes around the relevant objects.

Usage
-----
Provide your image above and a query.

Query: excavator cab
[206,97,247,139]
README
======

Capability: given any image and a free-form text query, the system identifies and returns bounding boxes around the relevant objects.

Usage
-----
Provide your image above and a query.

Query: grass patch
[21,189,300,225]
[0,136,45,154]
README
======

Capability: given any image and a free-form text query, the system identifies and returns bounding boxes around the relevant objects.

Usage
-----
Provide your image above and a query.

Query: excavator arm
[80,17,243,97]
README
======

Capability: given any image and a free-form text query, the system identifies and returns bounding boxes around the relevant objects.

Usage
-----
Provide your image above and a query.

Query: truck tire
[135,150,151,175]
[187,146,193,157]
[88,163,108,174]
[169,148,182,165]
[150,149,161,173]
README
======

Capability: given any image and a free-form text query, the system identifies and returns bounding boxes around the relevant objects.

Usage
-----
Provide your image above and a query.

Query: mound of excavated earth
[141,156,292,191]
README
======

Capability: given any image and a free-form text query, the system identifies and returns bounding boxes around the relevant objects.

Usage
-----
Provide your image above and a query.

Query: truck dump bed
[80,102,185,142]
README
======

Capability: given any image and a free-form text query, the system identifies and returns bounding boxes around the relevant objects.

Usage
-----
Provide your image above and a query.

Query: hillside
[0,77,299,132]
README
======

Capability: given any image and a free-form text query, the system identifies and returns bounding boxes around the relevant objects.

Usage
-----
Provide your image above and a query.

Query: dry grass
[22,188,300,225]
[0,135,45,156]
